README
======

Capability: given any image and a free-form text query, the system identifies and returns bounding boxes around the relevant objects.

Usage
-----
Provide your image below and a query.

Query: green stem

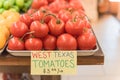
[42,13,61,24]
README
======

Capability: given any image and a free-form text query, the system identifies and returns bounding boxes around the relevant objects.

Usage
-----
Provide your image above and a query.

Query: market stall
[0,0,104,80]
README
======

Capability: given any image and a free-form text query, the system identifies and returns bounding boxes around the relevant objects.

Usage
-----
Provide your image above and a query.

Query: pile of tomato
[8,0,97,50]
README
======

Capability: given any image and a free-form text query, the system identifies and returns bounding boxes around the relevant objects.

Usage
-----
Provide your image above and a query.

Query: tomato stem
[67,8,74,13]
[20,31,35,41]
[43,13,61,24]
[40,19,45,24]
[73,15,78,22]
[41,10,47,13]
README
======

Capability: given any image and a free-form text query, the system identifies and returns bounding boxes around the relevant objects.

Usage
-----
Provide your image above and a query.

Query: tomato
[69,0,84,10]
[32,10,45,21]
[48,18,65,36]
[65,18,84,36]
[31,0,48,9]
[34,8,53,23]
[43,35,56,50]
[72,10,85,19]
[49,0,59,13]
[27,8,36,15]
[49,0,69,13]
[23,34,34,41]
[47,0,55,3]
[77,30,96,50]
[20,13,32,26]
[25,38,43,50]
[30,21,49,38]
[83,19,91,29]
[8,37,25,50]
[42,10,54,23]
[58,9,72,23]
[10,21,28,37]
[40,5,50,11]
[57,33,77,50]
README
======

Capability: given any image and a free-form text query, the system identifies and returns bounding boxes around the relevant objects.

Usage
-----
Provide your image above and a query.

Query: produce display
[0,0,32,13]
[0,10,20,50]
[0,0,97,52]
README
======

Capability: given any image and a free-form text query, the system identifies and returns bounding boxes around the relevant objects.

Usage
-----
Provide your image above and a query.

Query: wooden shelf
[0,43,104,73]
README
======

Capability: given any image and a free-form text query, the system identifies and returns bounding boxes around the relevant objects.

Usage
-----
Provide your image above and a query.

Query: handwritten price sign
[31,51,77,75]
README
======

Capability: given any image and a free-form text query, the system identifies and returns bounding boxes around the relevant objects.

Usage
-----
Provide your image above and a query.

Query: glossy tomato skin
[10,21,28,37]
[84,20,91,28]
[20,13,32,26]
[8,37,25,50]
[72,10,85,19]
[31,0,48,9]
[49,0,69,13]
[25,38,43,50]
[32,10,45,21]
[43,35,56,50]
[57,33,77,50]
[77,31,96,50]
[69,0,84,10]
[48,18,65,36]
[58,9,72,23]
[65,19,84,36]
[30,21,49,38]
[27,8,36,15]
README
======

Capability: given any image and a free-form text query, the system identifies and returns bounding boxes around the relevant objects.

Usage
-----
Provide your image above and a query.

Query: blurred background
[80,0,120,22]
[1,0,120,80]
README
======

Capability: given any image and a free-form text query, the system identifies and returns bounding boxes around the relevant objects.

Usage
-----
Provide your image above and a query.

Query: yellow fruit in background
[2,10,11,18]
[5,20,14,30]
[5,11,20,30]
[0,11,20,30]
[0,19,6,27]
[0,14,5,20]
[0,32,6,49]
[6,14,20,22]
[0,26,10,39]
[2,10,20,18]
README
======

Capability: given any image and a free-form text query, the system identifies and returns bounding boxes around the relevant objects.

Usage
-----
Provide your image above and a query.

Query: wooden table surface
[0,45,104,80]
[0,43,104,73]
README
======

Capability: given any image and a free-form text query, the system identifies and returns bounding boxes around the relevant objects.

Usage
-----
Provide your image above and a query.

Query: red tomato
[23,34,34,41]
[44,13,53,23]
[49,1,59,13]
[40,5,50,11]
[49,0,69,13]
[70,0,84,10]
[27,8,36,15]
[25,38,43,50]
[58,9,72,23]
[57,34,77,50]
[30,21,49,38]
[31,0,48,9]
[47,0,55,4]
[64,0,70,2]
[10,21,28,37]
[20,13,32,26]
[72,10,85,19]
[77,30,96,50]
[8,37,25,50]
[38,8,53,23]
[43,35,56,50]
[65,19,84,36]
[32,10,45,21]
[48,18,65,36]
[83,20,91,29]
